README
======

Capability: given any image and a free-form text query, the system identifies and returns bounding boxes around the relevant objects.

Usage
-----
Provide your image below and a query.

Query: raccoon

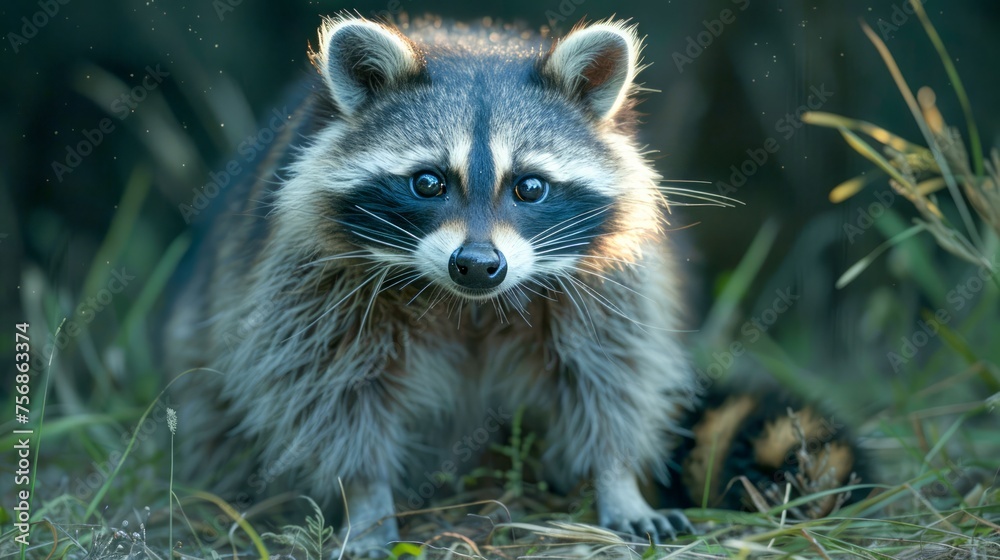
[162,14,863,557]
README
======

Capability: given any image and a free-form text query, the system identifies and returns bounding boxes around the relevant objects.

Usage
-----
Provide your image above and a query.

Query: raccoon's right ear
[543,21,641,121]
[310,17,423,116]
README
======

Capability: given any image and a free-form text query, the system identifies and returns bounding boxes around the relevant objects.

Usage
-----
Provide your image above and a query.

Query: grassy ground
[2,3,998,559]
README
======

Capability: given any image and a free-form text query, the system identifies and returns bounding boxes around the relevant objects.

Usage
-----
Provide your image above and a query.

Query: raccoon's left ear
[543,21,641,120]
[310,16,424,116]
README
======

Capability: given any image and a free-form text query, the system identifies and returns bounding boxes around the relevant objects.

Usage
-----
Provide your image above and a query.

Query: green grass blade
[875,211,949,304]
[118,232,191,346]
[911,0,984,177]
[836,224,926,289]
[116,232,192,387]
[859,20,985,253]
[80,167,151,301]
[191,491,270,560]
[700,219,780,344]
[0,413,125,450]
[919,309,977,366]
[920,412,970,474]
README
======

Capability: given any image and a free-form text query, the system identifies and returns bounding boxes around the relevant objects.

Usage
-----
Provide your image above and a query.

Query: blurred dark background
[2,0,999,401]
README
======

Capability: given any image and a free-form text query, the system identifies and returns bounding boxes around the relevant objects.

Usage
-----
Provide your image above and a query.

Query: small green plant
[263,497,335,560]
[167,407,177,558]
[82,513,162,560]
[466,406,547,499]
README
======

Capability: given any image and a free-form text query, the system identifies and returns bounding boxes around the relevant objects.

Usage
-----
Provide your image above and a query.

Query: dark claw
[607,519,630,534]
[608,510,694,544]
[633,517,659,544]
[664,509,696,536]
[652,514,677,541]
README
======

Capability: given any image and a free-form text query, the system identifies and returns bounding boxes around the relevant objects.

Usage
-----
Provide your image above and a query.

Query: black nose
[449,243,507,290]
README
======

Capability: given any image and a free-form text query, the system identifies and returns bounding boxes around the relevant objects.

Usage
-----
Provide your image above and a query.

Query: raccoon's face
[279,17,663,304]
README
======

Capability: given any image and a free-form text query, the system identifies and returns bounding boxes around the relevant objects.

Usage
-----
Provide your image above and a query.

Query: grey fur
[165,14,696,557]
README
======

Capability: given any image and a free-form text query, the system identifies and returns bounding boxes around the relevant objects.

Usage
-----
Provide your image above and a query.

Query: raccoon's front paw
[599,503,693,543]
[595,469,694,543]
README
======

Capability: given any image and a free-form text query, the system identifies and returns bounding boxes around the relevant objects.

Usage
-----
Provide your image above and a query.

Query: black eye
[411,171,445,198]
[514,176,549,203]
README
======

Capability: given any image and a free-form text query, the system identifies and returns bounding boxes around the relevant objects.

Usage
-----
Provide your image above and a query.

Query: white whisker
[558,275,606,352]
[530,204,613,244]
[298,250,371,269]
[282,269,382,343]
[506,289,532,326]
[418,287,450,320]
[357,266,392,337]
[534,241,595,255]
[383,270,425,292]
[354,205,422,240]
[324,216,420,250]
[533,229,602,249]
[567,264,653,303]
[522,281,558,300]
[657,184,744,208]
[407,280,435,306]
[349,230,416,253]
